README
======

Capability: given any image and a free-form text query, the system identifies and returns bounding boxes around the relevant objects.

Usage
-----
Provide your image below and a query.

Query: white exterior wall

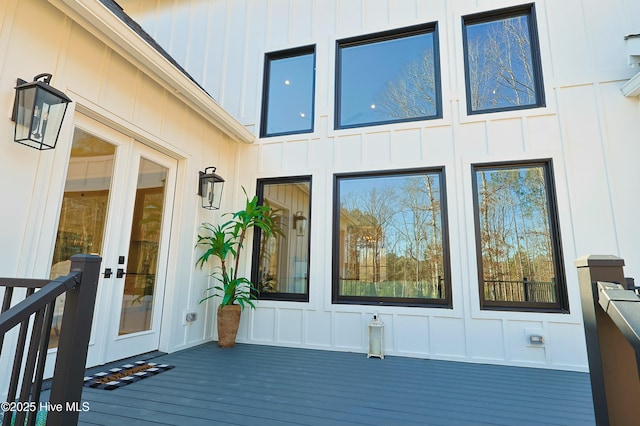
[118,0,640,371]
[0,0,637,384]
[0,0,247,395]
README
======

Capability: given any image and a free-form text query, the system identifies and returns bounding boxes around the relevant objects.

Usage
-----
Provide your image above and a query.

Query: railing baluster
[0,287,14,368]
[1,286,13,313]
[15,306,46,426]
[4,288,35,426]
[27,299,56,426]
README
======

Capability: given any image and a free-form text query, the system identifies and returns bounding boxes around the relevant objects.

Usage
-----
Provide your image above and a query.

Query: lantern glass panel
[15,83,70,150]
[369,327,382,355]
[14,86,37,143]
[36,89,69,148]
[200,176,224,210]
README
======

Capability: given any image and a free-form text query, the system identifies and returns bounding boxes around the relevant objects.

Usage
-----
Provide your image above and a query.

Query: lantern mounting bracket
[11,79,27,122]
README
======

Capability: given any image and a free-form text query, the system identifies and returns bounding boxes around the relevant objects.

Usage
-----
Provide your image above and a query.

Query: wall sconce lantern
[198,167,225,210]
[292,211,307,237]
[367,314,384,359]
[12,73,72,150]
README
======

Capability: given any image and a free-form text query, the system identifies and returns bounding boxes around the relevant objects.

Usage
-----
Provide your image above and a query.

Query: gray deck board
[43,343,595,425]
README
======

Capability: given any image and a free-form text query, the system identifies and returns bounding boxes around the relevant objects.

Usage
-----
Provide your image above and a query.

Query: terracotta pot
[217,304,241,348]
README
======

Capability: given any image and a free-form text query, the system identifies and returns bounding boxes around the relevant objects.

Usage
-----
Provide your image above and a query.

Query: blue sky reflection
[265,52,314,136]
[338,31,436,127]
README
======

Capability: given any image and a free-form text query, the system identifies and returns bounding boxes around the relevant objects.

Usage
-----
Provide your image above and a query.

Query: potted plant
[196,188,282,347]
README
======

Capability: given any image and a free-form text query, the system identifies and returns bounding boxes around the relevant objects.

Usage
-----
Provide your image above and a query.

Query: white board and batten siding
[116,0,640,371]
[0,0,244,393]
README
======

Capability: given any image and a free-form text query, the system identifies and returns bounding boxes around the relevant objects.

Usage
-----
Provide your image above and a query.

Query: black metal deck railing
[576,255,640,426]
[0,254,101,426]
[484,278,556,303]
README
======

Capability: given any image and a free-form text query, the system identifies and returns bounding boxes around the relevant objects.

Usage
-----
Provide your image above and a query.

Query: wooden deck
[52,343,595,425]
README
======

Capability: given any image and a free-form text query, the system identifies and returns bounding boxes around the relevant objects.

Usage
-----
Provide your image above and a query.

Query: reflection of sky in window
[340,174,413,198]
[339,32,435,127]
[265,53,314,135]
[466,14,536,110]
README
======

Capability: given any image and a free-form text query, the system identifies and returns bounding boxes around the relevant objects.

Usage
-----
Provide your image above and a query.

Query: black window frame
[471,159,569,313]
[462,3,545,115]
[260,45,316,138]
[252,175,312,302]
[332,167,452,308]
[335,22,442,130]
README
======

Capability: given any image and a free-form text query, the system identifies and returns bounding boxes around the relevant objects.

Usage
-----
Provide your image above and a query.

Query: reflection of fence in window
[339,277,444,299]
[484,278,556,303]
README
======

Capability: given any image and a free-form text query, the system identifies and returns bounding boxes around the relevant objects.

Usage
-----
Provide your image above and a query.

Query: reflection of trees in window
[341,187,395,296]
[337,171,449,305]
[127,190,164,304]
[336,24,440,129]
[401,176,443,295]
[52,192,107,264]
[258,207,286,293]
[474,162,567,310]
[253,178,311,302]
[464,5,543,113]
[374,47,437,120]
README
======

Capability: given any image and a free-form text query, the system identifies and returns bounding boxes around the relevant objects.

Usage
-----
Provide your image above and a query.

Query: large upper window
[462,4,545,114]
[252,177,311,301]
[333,169,451,307]
[336,24,441,129]
[260,46,316,137]
[472,160,568,312]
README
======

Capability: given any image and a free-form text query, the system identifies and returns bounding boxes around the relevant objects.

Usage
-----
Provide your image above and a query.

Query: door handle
[103,268,113,278]
[117,268,126,278]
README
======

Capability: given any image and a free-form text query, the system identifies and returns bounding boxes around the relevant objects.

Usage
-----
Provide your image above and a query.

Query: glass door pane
[49,129,116,348]
[118,158,168,335]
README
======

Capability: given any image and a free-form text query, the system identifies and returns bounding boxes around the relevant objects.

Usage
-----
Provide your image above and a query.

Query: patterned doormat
[84,360,174,390]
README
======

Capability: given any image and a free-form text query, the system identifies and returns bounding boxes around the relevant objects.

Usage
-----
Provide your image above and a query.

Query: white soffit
[47,0,255,144]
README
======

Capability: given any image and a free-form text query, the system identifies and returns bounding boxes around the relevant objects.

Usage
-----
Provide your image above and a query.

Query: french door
[48,118,176,368]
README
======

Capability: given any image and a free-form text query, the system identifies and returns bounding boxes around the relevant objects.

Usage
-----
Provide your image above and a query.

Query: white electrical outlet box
[525,328,545,346]
[185,312,197,323]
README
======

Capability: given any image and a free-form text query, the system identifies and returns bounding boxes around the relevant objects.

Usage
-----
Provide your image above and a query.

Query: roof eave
[47,0,255,144]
